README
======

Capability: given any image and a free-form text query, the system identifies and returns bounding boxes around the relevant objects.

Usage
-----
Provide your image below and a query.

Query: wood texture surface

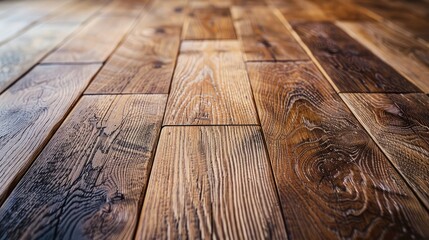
[231,7,308,61]
[184,7,236,40]
[164,41,258,125]
[292,22,421,93]
[276,0,329,21]
[341,93,429,209]
[247,62,429,239]
[45,0,104,24]
[136,126,287,239]
[308,0,374,21]
[0,94,166,239]
[0,23,80,93]
[337,22,429,93]
[43,16,136,63]
[0,64,101,204]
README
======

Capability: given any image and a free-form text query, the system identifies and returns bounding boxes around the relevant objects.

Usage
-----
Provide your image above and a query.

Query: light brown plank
[0,22,80,93]
[184,7,236,40]
[231,7,307,61]
[341,93,429,209]
[99,0,146,16]
[0,94,166,239]
[43,16,136,63]
[164,41,258,125]
[45,0,105,24]
[274,0,329,21]
[247,62,429,239]
[0,64,101,204]
[136,126,287,239]
[338,22,429,93]
[308,0,375,21]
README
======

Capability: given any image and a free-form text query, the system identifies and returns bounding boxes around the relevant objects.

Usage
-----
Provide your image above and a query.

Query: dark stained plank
[85,1,185,94]
[247,62,429,239]
[0,64,101,204]
[184,6,236,40]
[341,93,429,209]
[0,94,166,239]
[0,22,81,93]
[338,22,429,93]
[292,22,421,93]
[43,16,136,63]
[164,41,258,125]
[231,6,307,61]
[136,126,287,239]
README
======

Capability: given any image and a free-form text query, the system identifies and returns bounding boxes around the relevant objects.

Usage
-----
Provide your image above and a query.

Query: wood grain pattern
[247,62,429,239]
[338,22,429,93]
[0,64,101,204]
[164,41,258,125]
[43,16,136,63]
[184,7,236,40]
[308,0,375,21]
[139,0,187,28]
[276,0,329,21]
[292,22,421,93]
[136,126,287,239]
[99,0,146,16]
[0,22,80,93]
[0,94,166,239]
[45,0,104,24]
[231,7,308,61]
[341,93,429,209]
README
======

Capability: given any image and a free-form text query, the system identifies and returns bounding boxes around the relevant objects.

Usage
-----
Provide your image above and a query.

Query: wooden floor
[0,0,428,239]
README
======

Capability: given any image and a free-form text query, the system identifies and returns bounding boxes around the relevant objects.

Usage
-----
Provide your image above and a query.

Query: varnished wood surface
[137,126,287,239]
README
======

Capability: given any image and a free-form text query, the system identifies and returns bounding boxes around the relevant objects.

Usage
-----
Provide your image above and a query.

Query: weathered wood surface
[247,62,429,239]
[45,0,105,24]
[164,41,258,125]
[184,6,236,40]
[338,22,429,93]
[43,16,136,63]
[292,22,421,93]
[0,64,101,204]
[231,7,307,61]
[0,22,80,93]
[341,93,429,209]
[136,126,287,239]
[0,94,166,239]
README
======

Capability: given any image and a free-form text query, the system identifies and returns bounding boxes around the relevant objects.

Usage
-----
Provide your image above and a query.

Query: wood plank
[341,93,429,209]
[0,94,166,239]
[85,1,185,94]
[337,22,429,93]
[136,126,287,239]
[231,7,308,61]
[292,22,421,93]
[45,0,105,24]
[139,0,187,28]
[0,22,80,93]
[0,64,101,204]
[164,41,258,125]
[247,62,429,239]
[308,0,375,21]
[99,0,146,16]
[42,16,136,63]
[276,0,330,21]
[184,6,236,40]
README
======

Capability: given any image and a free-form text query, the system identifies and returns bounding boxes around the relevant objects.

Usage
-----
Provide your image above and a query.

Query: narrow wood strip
[0,22,81,93]
[164,40,258,125]
[184,7,236,40]
[136,126,287,239]
[292,22,421,93]
[0,64,101,204]
[231,6,307,61]
[42,16,136,63]
[0,94,166,239]
[337,22,429,93]
[341,93,429,209]
[247,62,429,239]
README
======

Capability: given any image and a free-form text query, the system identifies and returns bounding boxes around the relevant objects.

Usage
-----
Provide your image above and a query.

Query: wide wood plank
[292,22,421,93]
[231,7,307,61]
[86,1,185,94]
[308,0,375,21]
[164,41,258,125]
[184,6,236,40]
[0,94,166,239]
[341,93,429,209]
[0,64,101,204]
[338,22,429,93]
[275,0,330,21]
[136,126,287,239]
[247,62,429,239]
[0,22,80,93]
[43,16,136,63]
[45,0,105,24]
